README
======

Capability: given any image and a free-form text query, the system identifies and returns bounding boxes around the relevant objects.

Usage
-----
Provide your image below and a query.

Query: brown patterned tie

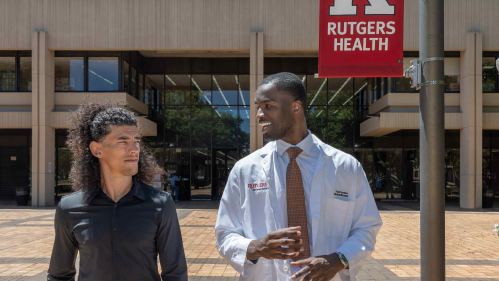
[286,147,311,261]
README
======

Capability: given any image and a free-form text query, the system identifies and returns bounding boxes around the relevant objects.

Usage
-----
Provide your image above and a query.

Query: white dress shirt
[275,130,320,273]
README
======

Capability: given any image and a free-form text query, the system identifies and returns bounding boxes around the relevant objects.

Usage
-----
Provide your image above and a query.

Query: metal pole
[419,0,445,279]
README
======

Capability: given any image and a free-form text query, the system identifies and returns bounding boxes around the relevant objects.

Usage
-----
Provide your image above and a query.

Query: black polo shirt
[47,177,187,281]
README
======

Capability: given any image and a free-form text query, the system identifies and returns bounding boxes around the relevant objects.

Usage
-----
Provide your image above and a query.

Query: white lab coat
[215,135,382,281]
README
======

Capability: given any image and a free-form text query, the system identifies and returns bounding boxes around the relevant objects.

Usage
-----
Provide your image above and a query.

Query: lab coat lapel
[260,146,280,231]
[310,139,328,250]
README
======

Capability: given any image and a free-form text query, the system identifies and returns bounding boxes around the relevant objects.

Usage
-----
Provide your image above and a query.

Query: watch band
[335,252,349,269]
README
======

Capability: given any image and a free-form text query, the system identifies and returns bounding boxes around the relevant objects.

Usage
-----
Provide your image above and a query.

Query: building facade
[0,0,498,208]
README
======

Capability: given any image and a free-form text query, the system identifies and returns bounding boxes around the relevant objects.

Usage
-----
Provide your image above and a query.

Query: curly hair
[66,101,165,198]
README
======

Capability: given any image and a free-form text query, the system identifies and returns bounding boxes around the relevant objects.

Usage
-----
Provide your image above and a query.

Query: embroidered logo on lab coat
[334,190,349,198]
[247,183,269,191]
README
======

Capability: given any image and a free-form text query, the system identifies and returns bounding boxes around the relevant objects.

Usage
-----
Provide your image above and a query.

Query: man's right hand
[246,226,304,261]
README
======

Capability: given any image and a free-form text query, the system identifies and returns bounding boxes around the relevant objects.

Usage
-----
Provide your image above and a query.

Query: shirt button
[114,228,117,232]
[283,266,289,272]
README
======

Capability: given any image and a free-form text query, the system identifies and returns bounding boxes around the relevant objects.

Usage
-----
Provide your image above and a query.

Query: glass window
[144,76,153,105]
[88,57,119,91]
[237,75,250,106]
[444,57,460,92]
[124,60,130,93]
[0,57,16,91]
[191,75,212,105]
[191,148,212,200]
[213,75,238,105]
[213,106,238,147]
[307,75,327,106]
[191,106,212,147]
[307,106,328,142]
[56,147,73,195]
[165,75,190,105]
[327,77,353,105]
[164,107,190,147]
[19,57,32,91]
[354,78,369,110]
[145,75,164,108]
[131,67,137,98]
[239,106,250,147]
[139,73,144,101]
[483,57,498,92]
[374,148,403,199]
[55,57,84,91]
[445,149,460,198]
[354,148,373,189]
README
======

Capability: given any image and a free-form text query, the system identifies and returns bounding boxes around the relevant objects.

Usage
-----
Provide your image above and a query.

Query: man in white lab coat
[215,72,382,281]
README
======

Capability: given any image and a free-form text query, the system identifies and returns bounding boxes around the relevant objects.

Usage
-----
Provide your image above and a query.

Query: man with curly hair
[47,102,187,281]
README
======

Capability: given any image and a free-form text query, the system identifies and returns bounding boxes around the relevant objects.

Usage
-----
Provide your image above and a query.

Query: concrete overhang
[0,112,31,128]
[483,113,499,129]
[51,112,157,136]
[54,92,148,115]
[360,112,463,137]
[369,92,460,115]
[483,93,499,106]
[0,92,31,106]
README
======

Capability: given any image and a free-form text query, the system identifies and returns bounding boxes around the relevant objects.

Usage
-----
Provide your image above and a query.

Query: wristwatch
[335,252,349,269]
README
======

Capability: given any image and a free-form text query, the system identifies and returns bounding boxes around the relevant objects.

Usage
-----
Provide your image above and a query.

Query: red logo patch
[247,183,267,189]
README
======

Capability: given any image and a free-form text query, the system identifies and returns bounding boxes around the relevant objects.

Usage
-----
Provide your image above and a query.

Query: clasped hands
[246,226,345,281]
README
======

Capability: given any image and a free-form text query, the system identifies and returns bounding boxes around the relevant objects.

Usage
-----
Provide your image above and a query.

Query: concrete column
[31,31,56,207]
[250,32,264,153]
[459,32,483,209]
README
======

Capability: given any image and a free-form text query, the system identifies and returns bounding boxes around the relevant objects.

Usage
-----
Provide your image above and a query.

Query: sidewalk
[0,201,498,280]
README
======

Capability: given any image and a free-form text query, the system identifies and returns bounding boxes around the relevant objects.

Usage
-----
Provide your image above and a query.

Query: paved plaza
[0,201,498,280]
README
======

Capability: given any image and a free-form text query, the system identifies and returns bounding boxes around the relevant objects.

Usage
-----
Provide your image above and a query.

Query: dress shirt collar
[87,176,144,202]
[276,130,313,157]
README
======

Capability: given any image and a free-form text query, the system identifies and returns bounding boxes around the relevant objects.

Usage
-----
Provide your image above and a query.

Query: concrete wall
[1,0,499,51]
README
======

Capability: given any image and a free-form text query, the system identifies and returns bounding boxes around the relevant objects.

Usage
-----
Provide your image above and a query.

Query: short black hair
[260,72,306,108]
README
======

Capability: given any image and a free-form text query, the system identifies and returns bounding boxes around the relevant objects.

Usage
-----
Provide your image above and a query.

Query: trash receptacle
[483,188,494,208]
[16,186,30,206]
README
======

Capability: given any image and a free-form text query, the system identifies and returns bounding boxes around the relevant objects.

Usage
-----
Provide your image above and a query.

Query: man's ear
[89,141,103,158]
[293,101,302,114]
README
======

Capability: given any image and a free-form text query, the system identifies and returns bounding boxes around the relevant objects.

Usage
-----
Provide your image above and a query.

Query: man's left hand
[290,253,344,281]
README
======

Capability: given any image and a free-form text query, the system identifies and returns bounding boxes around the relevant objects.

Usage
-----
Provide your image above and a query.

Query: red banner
[319,0,404,77]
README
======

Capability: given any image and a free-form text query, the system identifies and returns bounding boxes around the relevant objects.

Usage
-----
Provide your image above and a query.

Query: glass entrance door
[374,148,403,199]
[212,149,238,200]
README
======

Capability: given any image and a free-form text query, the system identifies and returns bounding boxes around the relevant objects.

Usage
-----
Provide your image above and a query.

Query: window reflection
[139,73,144,101]
[20,57,32,91]
[191,148,212,200]
[483,57,498,92]
[307,75,327,106]
[213,75,238,105]
[191,106,212,147]
[55,57,84,91]
[131,67,137,98]
[237,75,250,106]
[165,75,190,105]
[145,75,164,108]
[164,107,190,147]
[239,106,250,147]
[0,57,15,91]
[124,60,130,93]
[88,57,118,91]
[213,106,238,147]
[191,75,212,105]
[306,106,327,141]
[327,77,354,105]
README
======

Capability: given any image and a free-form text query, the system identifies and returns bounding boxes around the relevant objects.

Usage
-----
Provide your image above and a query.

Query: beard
[263,120,293,141]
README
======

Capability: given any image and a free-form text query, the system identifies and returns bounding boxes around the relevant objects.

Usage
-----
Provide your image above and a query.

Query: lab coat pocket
[325,197,354,237]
